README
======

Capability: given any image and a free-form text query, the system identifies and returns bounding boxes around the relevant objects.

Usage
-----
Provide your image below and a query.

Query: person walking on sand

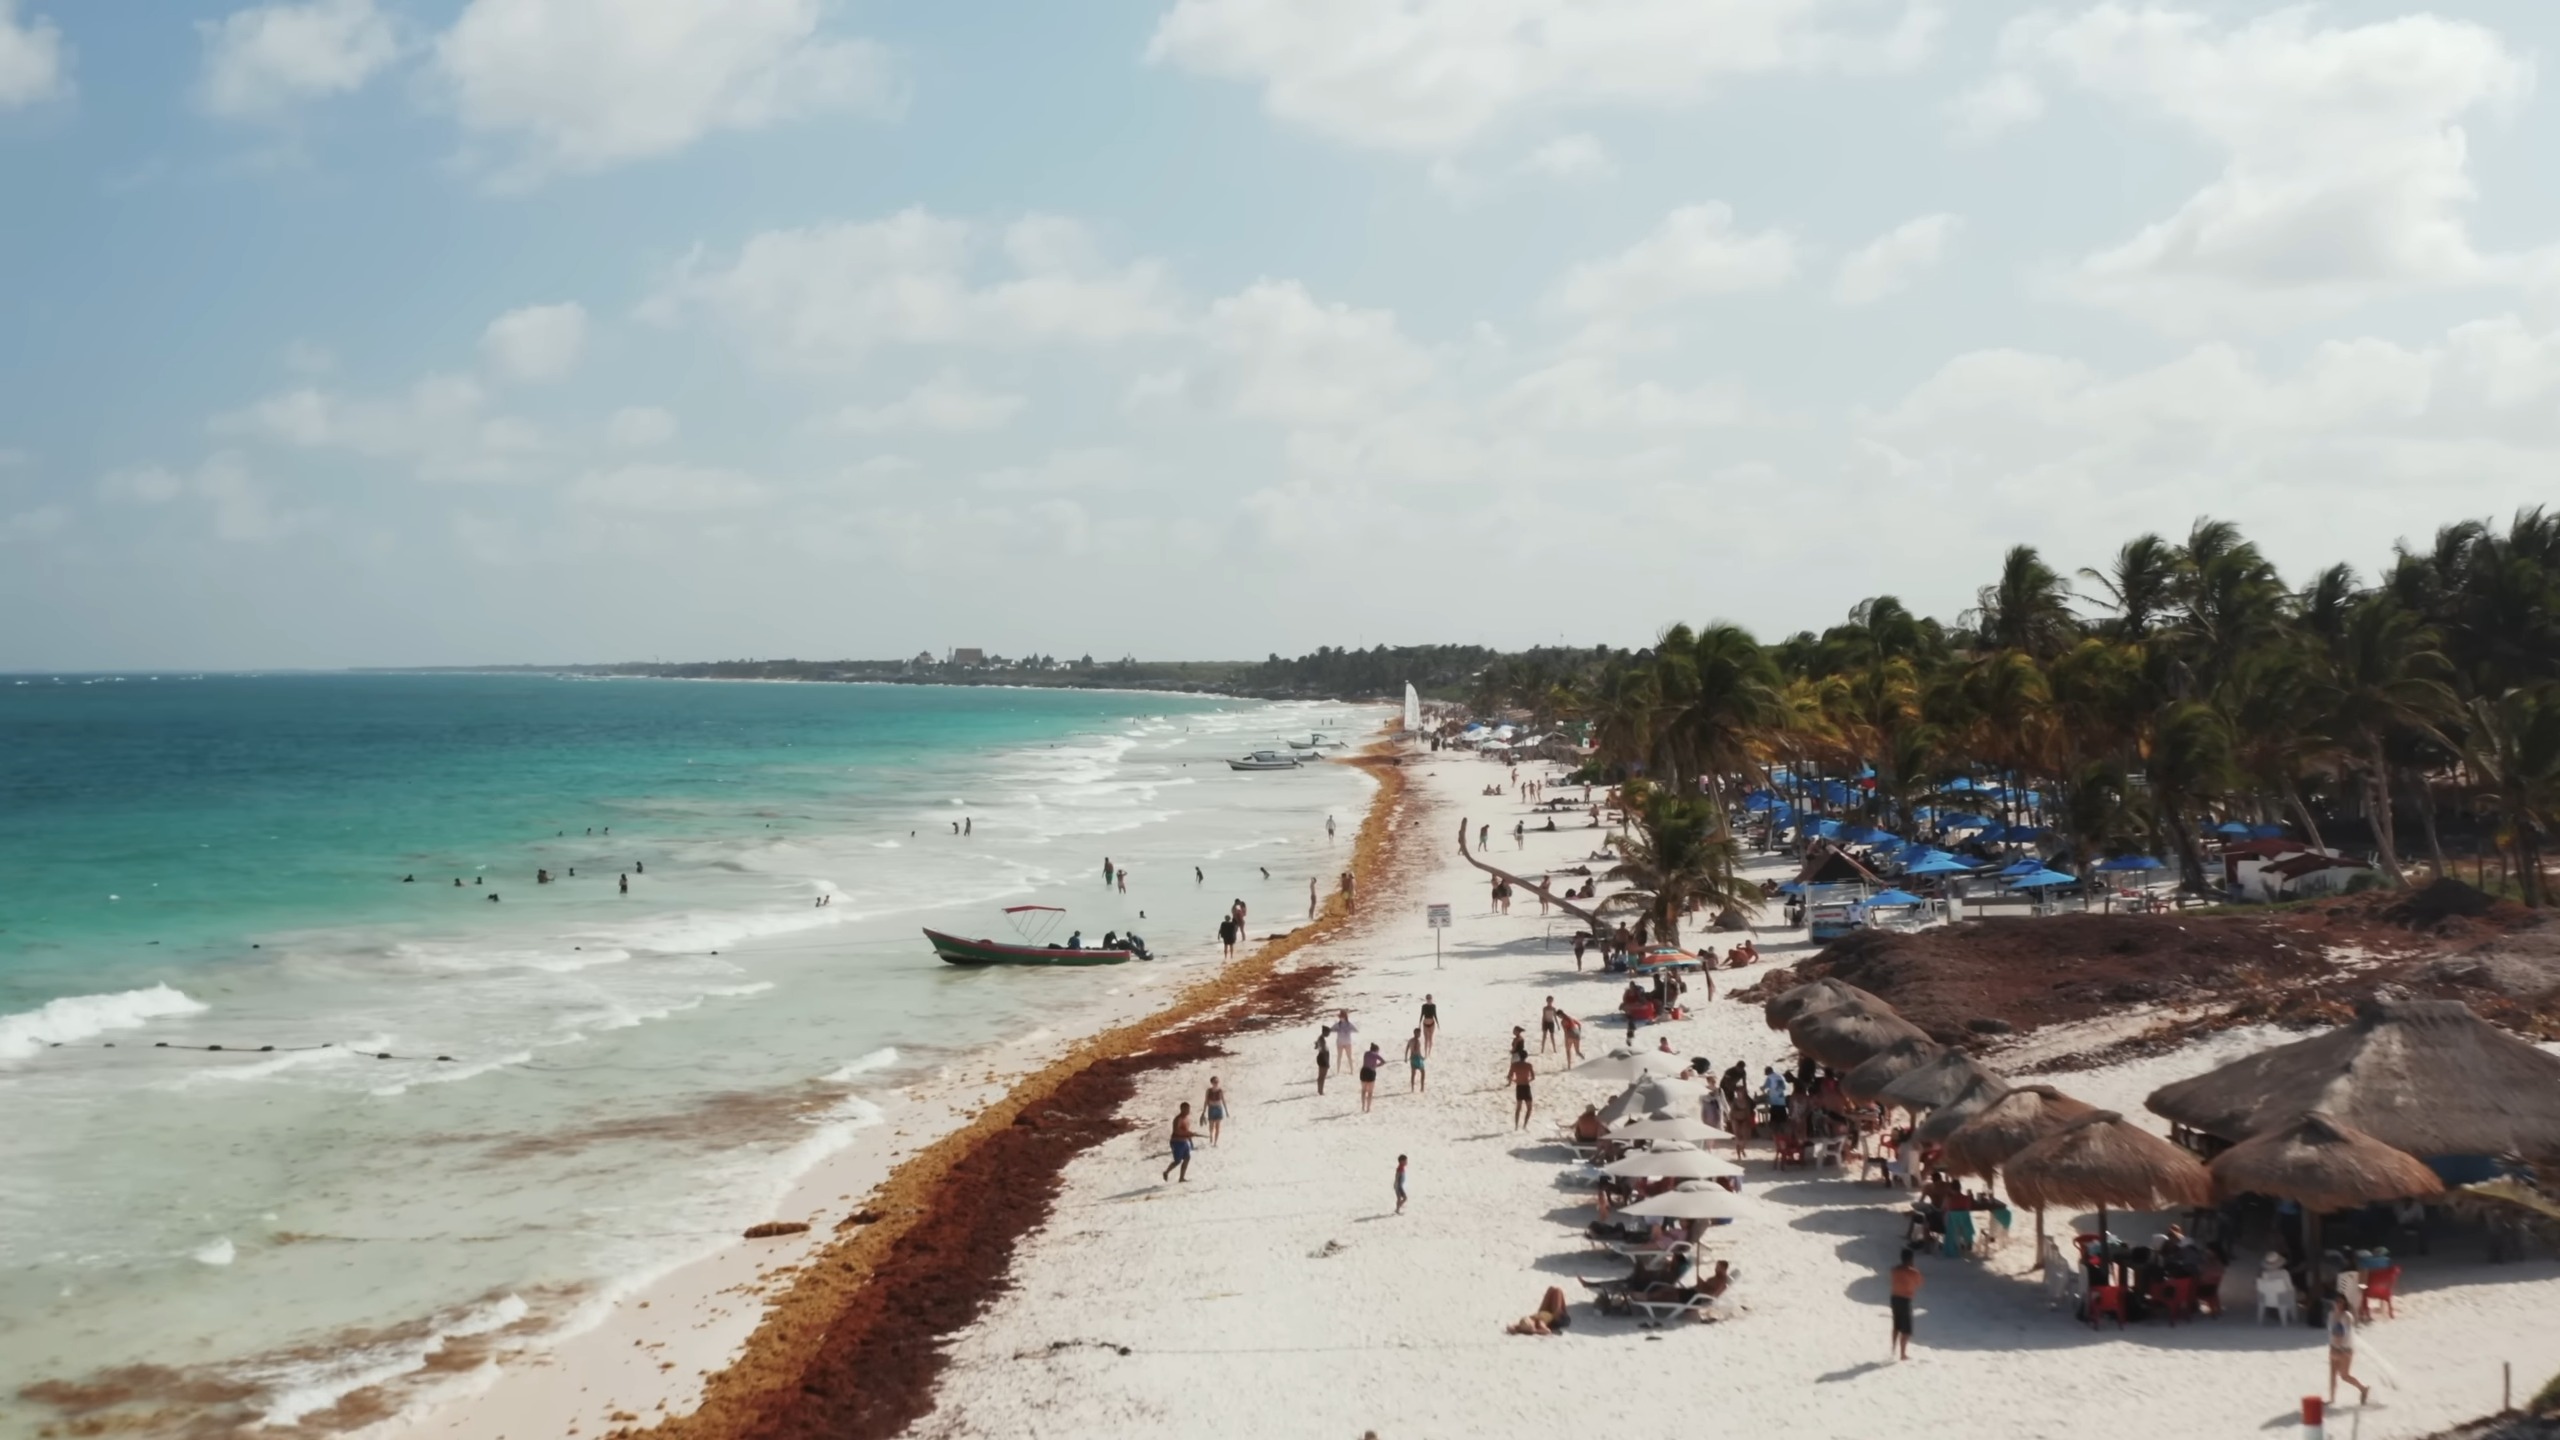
[1509,1054,1538,1130]
[2328,1296,2372,1405]
[1333,1010,1358,1069]
[1560,1009,1584,1064]
[1572,931,1588,970]
[1889,1248,1923,1360]
[1393,1154,1408,1215]
[1309,876,1317,919]
[1420,994,1438,1055]
[1218,913,1238,959]
[1313,1026,1332,1095]
[1359,1044,1382,1113]
[1162,1102,1197,1183]
[1539,997,1559,1054]
[1327,814,1337,843]
[1405,1028,1427,1093]
[1203,1077,1228,1146]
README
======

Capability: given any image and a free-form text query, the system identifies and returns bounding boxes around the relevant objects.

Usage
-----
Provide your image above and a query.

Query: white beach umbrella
[1599,1149,1743,1181]
[1622,1184,1754,1221]
[1572,1047,1674,1084]
[1610,1113,1730,1145]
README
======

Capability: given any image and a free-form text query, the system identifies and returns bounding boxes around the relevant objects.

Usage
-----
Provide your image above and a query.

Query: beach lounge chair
[1598,1236,1695,1265]
[1806,1137,1846,1170]
[2359,1265,2399,1320]
[1626,1290,1727,1327]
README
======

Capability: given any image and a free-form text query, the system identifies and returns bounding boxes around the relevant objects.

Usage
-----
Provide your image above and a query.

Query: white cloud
[433,0,899,184]
[481,302,588,383]
[569,463,767,512]
[1202,280,1434,424]
[0,503,68,543]
[1499,356,1752,429]
[197,0,400,119]
[0,0,69,107]
[1833,212,1961,304]
[1944,70,2039,141]
[825,371,1025,434]
[2015,4,2532,331]
[213,374,543,483]
[1548,202,1797,324]
[605,406,678,449]
[1520,133,1614,179]
[642,210,1184,369]
[98,453,307,542]
[1146,0,1937,153]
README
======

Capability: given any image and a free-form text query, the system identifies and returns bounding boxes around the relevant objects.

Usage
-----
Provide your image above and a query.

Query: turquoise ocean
[0,674,1375,1435]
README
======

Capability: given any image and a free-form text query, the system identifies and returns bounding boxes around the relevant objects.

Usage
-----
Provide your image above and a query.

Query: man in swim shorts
[1509,1055,1537,1130]
[1889,1248,1922,1359]
[1162,1102,1196,1183]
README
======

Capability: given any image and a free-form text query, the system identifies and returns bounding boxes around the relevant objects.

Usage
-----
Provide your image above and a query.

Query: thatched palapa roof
[2146,999,2560,1160]
[2208,1110,2445,1213]
[2004,1111,2213,1213]
[1790,1006,1930,1068]
[1764,978,1889,1032]
[1939,1085,2098,1179]
[1843,1035,1946,1103]
[1878,1048,1999,1113]
[1914,1074,2011,1145]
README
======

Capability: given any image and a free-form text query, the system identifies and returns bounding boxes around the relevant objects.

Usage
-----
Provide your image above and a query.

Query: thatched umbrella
[1940,1083,2099,1253]
[1913,1074,2010,1146]
[1878,1048,1999,1114]
[1941,1085,2099,1179]
[1764,978,1890,1032]
[2210,1110,2443,1215]
[2147,998,2560,1160]
[1790,1006,1930,1068]
[2006,1111,2213,1243]
[1843,1035,1946,1104]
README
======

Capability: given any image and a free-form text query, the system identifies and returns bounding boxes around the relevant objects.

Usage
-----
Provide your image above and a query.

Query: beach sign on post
[1426,902,1451,968]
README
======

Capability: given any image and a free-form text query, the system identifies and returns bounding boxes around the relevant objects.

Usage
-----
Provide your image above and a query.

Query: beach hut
[1611,1112,1729,1145]
[1879,1048,2001,1115]
[1843,1035,1946,1104]
[1623,1181,1753,1222]
[1574,1047,1688,1086]
[1599,1076,1710,1126]
[1914,1074,2012,1146]
[2145,999,2560,1168]
[1600,1147,1744,1181]
[1763,978,1889,1032]
[1790,1006,1931,1068]
[2005,1111,2214,1242]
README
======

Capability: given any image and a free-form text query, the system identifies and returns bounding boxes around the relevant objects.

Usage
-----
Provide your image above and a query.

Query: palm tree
[1604,782,1760,947]
[1971,544,2082,659]
[2463,684,2560,906]
[2315,597,2457,886]
[2146,701,2236,894]
[2080,534,2183,640]
[1679,623,1784,806]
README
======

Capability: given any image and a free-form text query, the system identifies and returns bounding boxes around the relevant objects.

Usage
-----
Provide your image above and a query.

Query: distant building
[948,648,987,667]
[911,651,937,668]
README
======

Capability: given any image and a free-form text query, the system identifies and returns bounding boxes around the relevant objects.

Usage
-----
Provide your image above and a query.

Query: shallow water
[0,674,1377,1434]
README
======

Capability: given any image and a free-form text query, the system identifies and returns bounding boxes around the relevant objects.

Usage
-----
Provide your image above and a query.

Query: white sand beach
[907,753,2560,1439]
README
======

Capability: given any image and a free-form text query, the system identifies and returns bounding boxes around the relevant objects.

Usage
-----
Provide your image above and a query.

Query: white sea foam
[823,1046,900,1082]
[250,1292,530,1427]
[193,1237,236,1266]
[369,1050,534,1098]
[0,984,207,1063]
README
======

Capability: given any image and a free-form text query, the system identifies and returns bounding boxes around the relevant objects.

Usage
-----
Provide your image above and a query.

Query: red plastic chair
[2148,1277,2196,1324]
[2359,1266,2399,1320]
[1773,1135,1807,1169]
[2086,1285,2129,1329]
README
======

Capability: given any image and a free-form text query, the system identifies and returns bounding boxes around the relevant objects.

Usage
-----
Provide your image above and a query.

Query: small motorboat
[1228,751,1303,771]
[1286,733,1347,751]
[925,905,1143,966]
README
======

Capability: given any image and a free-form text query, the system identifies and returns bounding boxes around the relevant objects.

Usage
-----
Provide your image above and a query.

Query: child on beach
[1163,1102,1196,1183]
[1203,1077,1227,1145]
[2328,1296,2371,1404]
[1889,1249,1923,1359]
[1393,1154,1408,1215]
[1405,1029,1427,1092]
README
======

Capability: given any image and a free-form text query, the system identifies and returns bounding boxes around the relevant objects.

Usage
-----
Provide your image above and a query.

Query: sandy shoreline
[368,745,1410,1440]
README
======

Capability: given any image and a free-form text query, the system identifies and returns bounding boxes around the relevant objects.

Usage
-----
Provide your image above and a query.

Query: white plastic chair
[2256,1271,2297,1326]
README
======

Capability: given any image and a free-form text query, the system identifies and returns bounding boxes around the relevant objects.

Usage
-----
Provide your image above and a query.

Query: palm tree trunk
[2285,778,2328,852]
[2520,827,2547,908]
[2365,740,2408,886]
[2165,812,2211,896]
[2407,768,2447,878]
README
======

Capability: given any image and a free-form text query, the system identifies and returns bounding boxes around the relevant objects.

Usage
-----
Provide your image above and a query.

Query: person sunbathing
[1507,1286,1572,1335]
[1570,1105,1605,1143]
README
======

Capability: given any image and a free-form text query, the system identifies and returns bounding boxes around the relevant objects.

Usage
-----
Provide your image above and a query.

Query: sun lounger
[1626,1290,1728,1327]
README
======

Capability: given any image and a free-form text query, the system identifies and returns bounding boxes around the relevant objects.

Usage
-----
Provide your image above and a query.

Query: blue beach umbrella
[1907,854,1975,876]
[2008,868,2079,888]
[1997,858,2044,877]
[2213,820,2253,837]
[2249,824,2288,839]
[1776,880,1805,895]
[1867,888,1925,907]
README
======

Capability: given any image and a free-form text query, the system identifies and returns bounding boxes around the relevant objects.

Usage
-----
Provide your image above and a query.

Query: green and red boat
[924,905,1144,966]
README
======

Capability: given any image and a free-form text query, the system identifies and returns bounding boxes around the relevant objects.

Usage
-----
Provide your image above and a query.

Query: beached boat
[1287,734,1347,750]
[924,905,1140,966]
[1228,750,1303,771]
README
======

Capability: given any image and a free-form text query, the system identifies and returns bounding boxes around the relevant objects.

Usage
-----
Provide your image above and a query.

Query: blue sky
[4,0,2559,668]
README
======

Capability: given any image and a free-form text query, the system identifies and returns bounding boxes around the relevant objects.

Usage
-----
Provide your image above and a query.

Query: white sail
[1403,682,1421,735]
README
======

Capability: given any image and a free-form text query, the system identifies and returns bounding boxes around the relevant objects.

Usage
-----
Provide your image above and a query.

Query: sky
[4,0,2559,669]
